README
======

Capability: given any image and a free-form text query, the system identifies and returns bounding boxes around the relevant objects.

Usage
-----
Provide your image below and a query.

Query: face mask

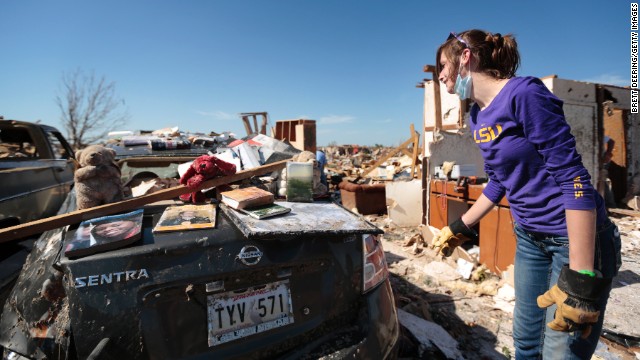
[454,57,472,100]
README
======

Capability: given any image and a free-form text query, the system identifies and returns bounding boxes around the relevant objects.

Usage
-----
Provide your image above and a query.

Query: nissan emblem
[236,245,263,266]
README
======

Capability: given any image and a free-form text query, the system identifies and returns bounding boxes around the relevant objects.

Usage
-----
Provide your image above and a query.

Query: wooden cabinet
[479,206,516,274]
[429,179,516,274]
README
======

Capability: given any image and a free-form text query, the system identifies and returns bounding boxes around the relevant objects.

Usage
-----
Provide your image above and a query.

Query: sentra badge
[74,268,149,288]
[236,245,263,266]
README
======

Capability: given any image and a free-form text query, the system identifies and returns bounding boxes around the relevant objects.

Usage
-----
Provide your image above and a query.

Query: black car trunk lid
[60,201,381,359]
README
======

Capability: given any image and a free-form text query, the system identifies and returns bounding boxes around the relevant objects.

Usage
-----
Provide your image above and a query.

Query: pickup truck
[0,119,75,229]
[0,119,75,307]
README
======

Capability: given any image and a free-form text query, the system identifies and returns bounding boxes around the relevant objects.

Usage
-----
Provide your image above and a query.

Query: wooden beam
[0,160,289,244]
[361,125,419,178]
[252,115,259,134]
[400,148,414,158]
[411,124,420,178]
[424,124,459,132]
[608,208,640,218]
[260,114,268,135]
[424,65,442,131]
[241,116,252,135]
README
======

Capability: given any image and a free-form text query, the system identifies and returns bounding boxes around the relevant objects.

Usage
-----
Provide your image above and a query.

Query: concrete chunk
[397,308,464,360]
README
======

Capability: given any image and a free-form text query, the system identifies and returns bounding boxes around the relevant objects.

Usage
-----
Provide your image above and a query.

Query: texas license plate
[207,280,294,347]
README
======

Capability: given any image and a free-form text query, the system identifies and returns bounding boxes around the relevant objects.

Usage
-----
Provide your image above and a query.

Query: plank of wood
[410,124,420,178]
[241,116,253,135]
[0,159,289,244]
[361,126,419,178]
[608,208,640,218]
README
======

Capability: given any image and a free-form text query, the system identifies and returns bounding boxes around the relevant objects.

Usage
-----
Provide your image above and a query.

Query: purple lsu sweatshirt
[469,76,606,236]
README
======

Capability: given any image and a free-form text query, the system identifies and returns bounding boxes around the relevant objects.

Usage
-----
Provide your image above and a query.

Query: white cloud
[581,74,629,87]
[318,115,355,124]
[196,110,236,120]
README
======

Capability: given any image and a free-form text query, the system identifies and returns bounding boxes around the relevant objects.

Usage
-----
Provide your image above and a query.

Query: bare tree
[56,69,129,149]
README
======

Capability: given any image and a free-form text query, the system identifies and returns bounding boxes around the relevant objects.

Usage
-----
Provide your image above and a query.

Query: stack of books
[220,186,291,219]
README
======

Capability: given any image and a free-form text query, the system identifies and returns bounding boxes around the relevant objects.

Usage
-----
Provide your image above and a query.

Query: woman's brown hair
[436,29,520,82]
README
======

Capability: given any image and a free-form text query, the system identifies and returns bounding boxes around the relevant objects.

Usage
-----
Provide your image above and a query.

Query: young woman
[431,29,621,359]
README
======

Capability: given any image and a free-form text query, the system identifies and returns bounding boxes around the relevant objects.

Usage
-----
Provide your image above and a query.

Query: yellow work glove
[431,218,478,257]
[537,266,611,339]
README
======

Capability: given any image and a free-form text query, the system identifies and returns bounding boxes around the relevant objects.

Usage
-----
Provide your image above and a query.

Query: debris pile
[359,210,640,360]
[106,126,239,150]
[322,145,419,182]
[109,128,310,199]
[0,127,38,158]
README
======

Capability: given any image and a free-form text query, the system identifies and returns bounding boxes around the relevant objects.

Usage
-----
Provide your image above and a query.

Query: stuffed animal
[180,155,236,203]
[74,145,124,210]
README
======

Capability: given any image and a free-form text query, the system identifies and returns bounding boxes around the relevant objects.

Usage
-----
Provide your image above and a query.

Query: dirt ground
[362,213,640,360]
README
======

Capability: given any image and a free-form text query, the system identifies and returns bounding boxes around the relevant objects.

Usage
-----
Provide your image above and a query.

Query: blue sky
[0,1,632,146]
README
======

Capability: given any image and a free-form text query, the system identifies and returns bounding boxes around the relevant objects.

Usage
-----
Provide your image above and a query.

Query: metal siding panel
[562,103,598,186]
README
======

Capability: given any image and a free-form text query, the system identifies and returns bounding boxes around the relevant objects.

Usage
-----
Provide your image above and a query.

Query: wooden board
[0,160,289,244]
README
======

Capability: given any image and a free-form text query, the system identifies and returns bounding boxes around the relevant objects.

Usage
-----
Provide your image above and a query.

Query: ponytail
[483,32,519,78]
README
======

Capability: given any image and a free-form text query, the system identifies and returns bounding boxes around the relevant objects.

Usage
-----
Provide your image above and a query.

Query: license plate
[207,280,294,347]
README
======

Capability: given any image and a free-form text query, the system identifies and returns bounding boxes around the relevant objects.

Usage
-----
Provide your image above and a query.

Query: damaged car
[0,138,399,359]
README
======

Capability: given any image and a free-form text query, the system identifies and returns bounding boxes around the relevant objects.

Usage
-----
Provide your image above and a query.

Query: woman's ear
[460,48,472,66]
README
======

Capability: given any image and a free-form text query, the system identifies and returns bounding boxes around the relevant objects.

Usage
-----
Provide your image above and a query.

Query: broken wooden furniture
[429,179,516,275]
[240,112,269,136]
[338,181,387,215]
[274,119,316,153]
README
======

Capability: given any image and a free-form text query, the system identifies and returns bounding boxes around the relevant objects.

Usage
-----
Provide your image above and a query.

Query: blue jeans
[512,219,621,360]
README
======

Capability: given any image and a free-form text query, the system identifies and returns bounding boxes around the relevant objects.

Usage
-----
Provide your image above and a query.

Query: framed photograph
[64,209,144,258]
[153,204,216,233]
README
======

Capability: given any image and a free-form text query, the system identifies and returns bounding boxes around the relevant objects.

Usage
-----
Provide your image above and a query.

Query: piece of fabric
[470,76,607,235]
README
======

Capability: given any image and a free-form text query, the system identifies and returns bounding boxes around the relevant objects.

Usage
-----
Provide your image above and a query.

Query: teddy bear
[74,144,124,210]
[179,154,237,203]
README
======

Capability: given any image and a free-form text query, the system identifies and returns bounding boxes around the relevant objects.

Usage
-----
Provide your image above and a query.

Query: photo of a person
[64,209,144,257]
[65,223,93,253]
[91,219,141,243]
[153,204,216,232]
[160,210,211,226]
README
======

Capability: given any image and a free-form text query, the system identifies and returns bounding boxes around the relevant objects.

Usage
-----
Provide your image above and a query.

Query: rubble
[370,212,640,360]
[397,308,464,360]
[322,137,640,359]
[26,118,640,358]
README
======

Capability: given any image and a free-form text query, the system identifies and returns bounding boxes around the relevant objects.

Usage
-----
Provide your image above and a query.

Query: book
[152,204,216,232]
[286,162,314,202]
[64,209,144,259]
[240,203,291,219]
[220,186,274,210]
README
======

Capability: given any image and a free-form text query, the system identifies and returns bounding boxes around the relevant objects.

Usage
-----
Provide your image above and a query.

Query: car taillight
[362,234,389,294]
